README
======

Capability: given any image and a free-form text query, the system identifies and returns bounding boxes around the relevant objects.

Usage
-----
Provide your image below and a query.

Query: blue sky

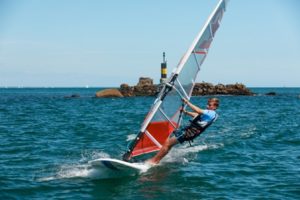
[0,0,299,87]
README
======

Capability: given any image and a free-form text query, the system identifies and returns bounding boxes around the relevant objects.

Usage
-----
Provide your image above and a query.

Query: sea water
[0,87,299,199]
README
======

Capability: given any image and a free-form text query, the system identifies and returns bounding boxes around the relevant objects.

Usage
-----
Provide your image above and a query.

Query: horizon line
[1,86,300,89]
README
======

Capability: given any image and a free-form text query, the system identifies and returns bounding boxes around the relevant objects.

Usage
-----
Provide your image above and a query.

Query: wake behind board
[88,158,150,179]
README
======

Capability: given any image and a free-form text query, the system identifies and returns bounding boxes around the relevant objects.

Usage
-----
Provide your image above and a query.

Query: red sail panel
[131,121,177,157]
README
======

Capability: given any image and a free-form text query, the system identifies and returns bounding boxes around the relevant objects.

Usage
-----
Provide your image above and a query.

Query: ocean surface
[0,87,299,199]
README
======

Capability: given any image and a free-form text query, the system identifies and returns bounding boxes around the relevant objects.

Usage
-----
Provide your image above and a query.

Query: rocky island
[95,77,253,98]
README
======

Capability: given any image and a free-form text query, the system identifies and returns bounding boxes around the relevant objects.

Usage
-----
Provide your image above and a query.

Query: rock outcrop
[64,94,80,98]
[136,77,153,87]
[120,77,158,97]
[265,92,276,96]
[120,84,134,97]
[192,82,253,96]
[96,77,254,97]
[95,88,123,98]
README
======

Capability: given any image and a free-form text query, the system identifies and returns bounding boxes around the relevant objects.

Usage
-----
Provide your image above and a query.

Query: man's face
[207,101,217,110]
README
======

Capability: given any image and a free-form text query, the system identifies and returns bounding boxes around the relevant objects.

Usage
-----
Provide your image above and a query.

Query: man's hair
[208,98,219,108]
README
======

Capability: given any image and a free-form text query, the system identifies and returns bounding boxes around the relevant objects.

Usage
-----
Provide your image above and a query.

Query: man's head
[207,98,219,110]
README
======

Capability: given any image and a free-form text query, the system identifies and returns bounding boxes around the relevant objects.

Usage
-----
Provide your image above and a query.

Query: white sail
[123,0,228,161]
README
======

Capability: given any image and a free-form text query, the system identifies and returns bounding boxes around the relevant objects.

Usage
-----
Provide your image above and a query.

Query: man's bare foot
[145,159,159,166]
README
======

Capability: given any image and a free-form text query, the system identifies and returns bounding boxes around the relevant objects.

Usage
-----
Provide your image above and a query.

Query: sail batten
[144,130,162,148]
[158,108,177,129]
[123,0,228,161]
[175,79,190,99]
[192,52,202,71]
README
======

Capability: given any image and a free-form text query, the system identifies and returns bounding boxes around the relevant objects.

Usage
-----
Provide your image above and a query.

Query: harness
[182,112,218,143]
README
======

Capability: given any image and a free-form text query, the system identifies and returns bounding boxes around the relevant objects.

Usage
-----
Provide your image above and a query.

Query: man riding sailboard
[122,0,228,164]
[147,97,219,164]
[89,0,228,178]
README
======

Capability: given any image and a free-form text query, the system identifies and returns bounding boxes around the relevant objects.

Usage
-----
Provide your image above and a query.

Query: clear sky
[0,0,299,87]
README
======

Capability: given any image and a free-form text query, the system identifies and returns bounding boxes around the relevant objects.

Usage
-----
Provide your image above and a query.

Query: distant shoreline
[1,86,299,89]
[1,86,300,89]
[1,85,299,99]
[94,77,257,98]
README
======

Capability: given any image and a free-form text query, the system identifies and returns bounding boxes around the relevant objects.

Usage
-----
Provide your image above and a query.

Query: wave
[37,142,225,181]
[37,151,112,181]
[126,134,136,141]
[160,142,224,164]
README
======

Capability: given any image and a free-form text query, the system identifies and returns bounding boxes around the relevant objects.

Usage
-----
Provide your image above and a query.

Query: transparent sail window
[177,55,200,97]
[195,27,213,53]
[211,6,224,37]
[159,89,182,124]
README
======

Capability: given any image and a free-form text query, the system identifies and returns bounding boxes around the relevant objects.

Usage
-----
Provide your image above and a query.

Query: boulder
[95,89,123,98]
[133,85,157,96]
[265,92,276,96]
[137,77,153,87]
[64,94,80,98]
[192,82,253,96]
[120,83,134,97]
[119,78,158,96]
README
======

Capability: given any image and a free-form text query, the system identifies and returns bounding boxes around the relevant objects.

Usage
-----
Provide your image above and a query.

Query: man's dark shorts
[174,126,202,144]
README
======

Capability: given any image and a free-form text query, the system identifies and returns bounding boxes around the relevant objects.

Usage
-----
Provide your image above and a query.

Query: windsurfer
[147,97,219,165]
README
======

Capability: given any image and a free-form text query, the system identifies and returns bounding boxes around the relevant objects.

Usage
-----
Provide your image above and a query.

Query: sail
[123,0,228,161]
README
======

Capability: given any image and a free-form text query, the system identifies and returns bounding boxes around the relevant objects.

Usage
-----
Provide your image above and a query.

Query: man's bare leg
[147,137,179,164]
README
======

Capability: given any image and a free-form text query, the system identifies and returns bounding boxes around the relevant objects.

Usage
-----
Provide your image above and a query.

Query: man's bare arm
[182,98,204,114]
[183,110,198,118]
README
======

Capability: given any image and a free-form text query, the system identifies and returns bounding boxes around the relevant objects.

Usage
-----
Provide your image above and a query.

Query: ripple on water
[0,88,300,199]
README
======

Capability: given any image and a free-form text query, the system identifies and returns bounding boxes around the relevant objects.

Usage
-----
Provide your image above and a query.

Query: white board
[88,158,150,179]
